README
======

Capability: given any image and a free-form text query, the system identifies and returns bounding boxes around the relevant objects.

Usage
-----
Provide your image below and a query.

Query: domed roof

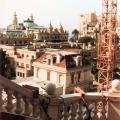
[23,18,39,28]
[23,20,39,28]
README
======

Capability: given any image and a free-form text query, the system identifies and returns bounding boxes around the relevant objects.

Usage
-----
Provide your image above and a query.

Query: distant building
[29,23,68,42]
[79,12,100,37]
[15,48,43,78]
[3,12,68,43]
[33,50,93,94]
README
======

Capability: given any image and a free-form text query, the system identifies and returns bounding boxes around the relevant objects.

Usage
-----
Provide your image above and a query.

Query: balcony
[0,75,120,120]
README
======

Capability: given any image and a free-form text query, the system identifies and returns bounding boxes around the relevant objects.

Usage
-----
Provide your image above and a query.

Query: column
[15,94,23,114]
[5,89,14,112]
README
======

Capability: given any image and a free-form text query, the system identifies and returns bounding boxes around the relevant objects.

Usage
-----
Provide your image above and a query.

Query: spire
[13,11,18,25]
[29,13,34,22]
[48,20,53,32]
[59,23,64,33]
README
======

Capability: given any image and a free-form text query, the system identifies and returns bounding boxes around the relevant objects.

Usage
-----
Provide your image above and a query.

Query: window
[32,56,34,59]
[23,73,24,78]
[26,54,29,58]
[26,64,29,68]
[22,54,24,57]
[71,73,74,84]
[48,59,51,65]
[58,73,62,83]
[47,71,50,81]
[20,73,22,77]
[53,57,56,64]
[78,71,81,82]
[21,63,24,67]
[17,62,19,66]
[17,72,19,76]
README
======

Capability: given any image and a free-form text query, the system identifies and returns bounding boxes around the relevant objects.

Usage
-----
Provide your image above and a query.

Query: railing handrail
[0,75,33,98]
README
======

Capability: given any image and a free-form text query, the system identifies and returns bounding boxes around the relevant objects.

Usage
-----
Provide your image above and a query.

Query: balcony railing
[0,75,120,120]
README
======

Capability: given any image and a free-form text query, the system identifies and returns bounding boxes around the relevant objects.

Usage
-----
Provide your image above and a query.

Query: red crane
[97,0,117,91]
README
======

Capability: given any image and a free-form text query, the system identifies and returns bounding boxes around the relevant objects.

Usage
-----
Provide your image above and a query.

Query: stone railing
[0,75,120,120]
[0,75,41,119]
[47,92,120,120]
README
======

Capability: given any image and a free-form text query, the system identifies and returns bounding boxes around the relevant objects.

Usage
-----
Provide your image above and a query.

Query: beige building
[79,12,100,37]
[27,22,68,43]
[33,50,93,94]
[0,44,43,79]
[3,12,68,43]
[15,48,42,78]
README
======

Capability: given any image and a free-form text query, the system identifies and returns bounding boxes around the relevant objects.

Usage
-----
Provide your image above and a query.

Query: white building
[33,50,93,94]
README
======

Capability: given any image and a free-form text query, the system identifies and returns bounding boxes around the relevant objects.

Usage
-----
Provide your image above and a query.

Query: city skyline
[0,0,120,32]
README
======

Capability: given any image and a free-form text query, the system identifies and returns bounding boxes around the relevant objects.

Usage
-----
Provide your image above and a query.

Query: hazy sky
[0,0,119,32]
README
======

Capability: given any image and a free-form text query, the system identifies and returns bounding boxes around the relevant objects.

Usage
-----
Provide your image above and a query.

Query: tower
[59,24,64,33]
[48,21,53,33]
[97,0,117,91]
[29,14,34,22]
[12,12,18,25]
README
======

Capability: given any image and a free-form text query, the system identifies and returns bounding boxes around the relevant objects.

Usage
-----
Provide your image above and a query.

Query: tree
[78,36,95,45]
[0,49,13,79]
[0,49,7,76]
[72,29,79,41]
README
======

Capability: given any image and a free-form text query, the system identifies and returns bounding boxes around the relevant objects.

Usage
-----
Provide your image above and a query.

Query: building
[3,12,68,43]
[80,12,98,37]
[0,44,44,79]
[33,50,93,94]
[15,48,43,78]
[79,12,101,38]
[30,23,68,42]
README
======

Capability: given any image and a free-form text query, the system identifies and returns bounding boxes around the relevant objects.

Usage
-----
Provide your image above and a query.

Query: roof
[34,52,80,69]
[23,21,38,28]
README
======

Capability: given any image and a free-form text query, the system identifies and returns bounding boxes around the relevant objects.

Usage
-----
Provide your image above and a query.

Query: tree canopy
[71,29,79,41]
[78,36,95,45]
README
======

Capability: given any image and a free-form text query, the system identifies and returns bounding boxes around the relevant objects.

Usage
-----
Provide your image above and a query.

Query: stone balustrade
[47,92,120,120]
[0,75,120,120]
[0,75,40,119]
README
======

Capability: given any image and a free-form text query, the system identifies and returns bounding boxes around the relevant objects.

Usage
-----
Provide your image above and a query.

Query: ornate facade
[28,22,68,42]
[4,12,68,43]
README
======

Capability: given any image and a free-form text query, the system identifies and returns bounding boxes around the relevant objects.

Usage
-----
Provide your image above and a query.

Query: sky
[0,0,119,32]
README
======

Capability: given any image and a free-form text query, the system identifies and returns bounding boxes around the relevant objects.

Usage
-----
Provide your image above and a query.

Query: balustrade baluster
[100,100,107,120]
[15,94,23,114]
[77,102,83,120]
[0,85,3,112]
[91,101,98,120]
[5,89,14,112]
[24,97,31,116]
[69,103,76,120]
[32,98,39,118]
[62,105,68,120]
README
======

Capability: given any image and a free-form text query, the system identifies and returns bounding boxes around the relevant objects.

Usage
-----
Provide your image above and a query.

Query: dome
[111,79,120,90]
[23,21,38,28]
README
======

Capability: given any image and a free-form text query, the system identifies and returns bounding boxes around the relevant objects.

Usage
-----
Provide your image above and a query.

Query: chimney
[57,53,62,63]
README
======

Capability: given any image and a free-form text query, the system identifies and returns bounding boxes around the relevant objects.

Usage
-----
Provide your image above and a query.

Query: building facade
[33,50,93,94]
[79,12,101,38]
[2,12,68,43]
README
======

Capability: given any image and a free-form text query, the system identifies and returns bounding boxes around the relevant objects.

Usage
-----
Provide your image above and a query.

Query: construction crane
[97,0,117,91]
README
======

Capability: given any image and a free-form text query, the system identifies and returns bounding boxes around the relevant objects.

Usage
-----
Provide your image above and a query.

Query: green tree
[0,49,13,79]
[0,49,7,76]
[78,36,95,45]
[72,29,79,41]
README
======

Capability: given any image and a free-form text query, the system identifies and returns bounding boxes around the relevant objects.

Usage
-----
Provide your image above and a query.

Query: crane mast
[97,0,117,91]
